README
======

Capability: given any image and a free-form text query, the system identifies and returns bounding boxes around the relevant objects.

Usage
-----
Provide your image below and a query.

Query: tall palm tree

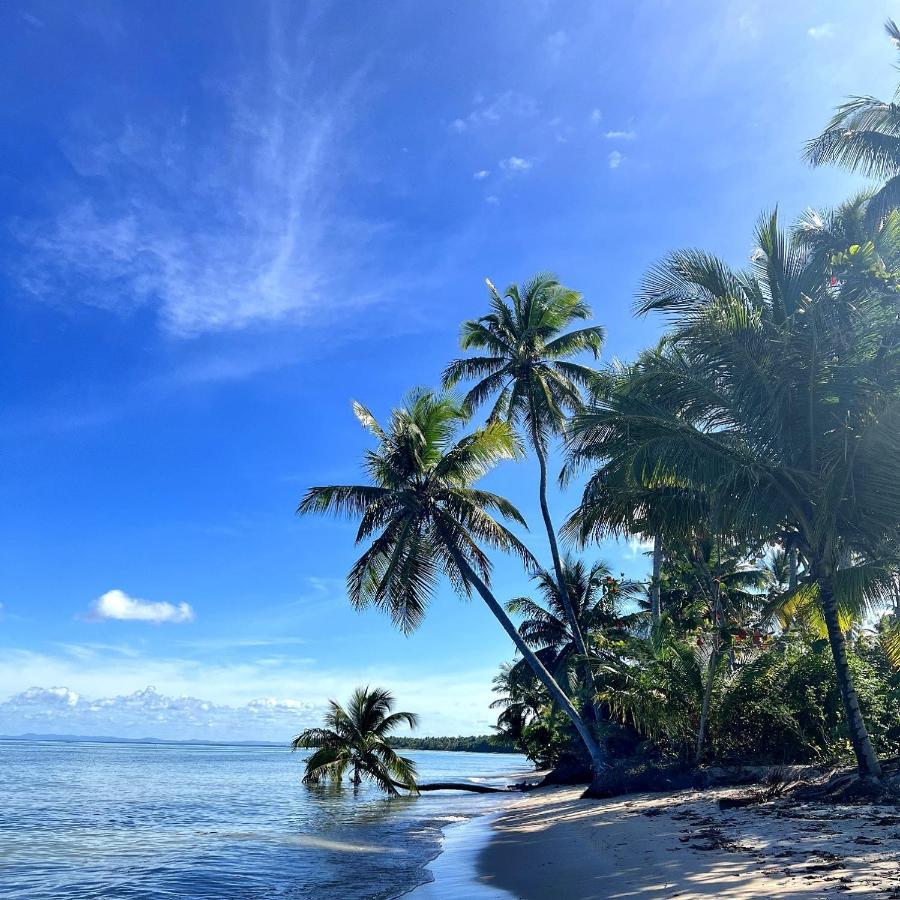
[567,210,900,779]
[297,388,607,781]
[443,274,605,701]
[292,687,419,795]
[805,19,900,228]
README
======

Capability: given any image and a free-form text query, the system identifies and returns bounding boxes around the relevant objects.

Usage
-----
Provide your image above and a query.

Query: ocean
[0,739,529,899]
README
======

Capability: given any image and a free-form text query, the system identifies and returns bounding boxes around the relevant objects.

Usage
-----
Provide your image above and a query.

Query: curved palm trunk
[450,548,606,777]
[535,444,601,721]
[650,533,663,624]
[818,570,882,778]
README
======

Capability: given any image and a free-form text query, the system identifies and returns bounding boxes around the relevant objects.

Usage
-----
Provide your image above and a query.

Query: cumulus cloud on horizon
[90,589,195,624]
[0,685,319,742]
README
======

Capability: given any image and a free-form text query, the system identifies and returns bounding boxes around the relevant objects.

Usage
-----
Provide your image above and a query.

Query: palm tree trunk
[788,547,798,592]
[650,533,663,624]
[695,644,718,765]
[817,569,882,778]
[695,580,721,765]
[450,548,607,778]
[534,443,601,721]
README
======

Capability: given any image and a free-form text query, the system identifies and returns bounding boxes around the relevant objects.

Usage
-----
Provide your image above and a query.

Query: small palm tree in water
[292,687,419,795]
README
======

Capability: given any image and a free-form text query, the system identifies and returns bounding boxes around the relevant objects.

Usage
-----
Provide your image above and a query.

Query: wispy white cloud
[608,150,625,169]
[89,589,195,625]
[605,130,637,140]
[807,23,834,40]
[448,91,538,133]
[546,29,568,65]
[499,156,533,174]
[590,108,603,124]
[14,12,381,338]
[737,11,760,39]
[473,169,491,180]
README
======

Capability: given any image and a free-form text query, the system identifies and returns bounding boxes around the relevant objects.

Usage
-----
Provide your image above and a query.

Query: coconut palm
[566,210,900,779]
[506,556,642,692]
[490,662,546,745]
[297,388,607,781]
[563,350,712,625]
[443,274,605,702]
[805,20,900,228]
[291,687,419,795]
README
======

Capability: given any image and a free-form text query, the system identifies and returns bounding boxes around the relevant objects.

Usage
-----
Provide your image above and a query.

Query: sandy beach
[468,786,900,899]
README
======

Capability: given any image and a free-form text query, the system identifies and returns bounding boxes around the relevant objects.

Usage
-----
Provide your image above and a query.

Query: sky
[0,0,894,742]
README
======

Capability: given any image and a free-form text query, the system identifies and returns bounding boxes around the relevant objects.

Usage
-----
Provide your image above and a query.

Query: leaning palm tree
[567,210,900,780]
[443,274,605,705]
[805,19,900,227]
[297,389,607,785]
[292,687,419,795]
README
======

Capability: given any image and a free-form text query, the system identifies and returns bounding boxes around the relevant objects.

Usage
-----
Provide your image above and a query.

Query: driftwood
[392,780,510,794]
[416,781,510,793]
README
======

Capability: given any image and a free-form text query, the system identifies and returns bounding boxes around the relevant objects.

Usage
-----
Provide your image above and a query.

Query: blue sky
[0,0,892,740]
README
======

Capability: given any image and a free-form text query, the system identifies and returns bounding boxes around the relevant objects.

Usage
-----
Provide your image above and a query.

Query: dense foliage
[387,735,516,753]
[299,21,900,794]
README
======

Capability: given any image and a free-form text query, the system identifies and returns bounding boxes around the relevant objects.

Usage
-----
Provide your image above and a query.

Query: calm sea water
[0,740,529,899]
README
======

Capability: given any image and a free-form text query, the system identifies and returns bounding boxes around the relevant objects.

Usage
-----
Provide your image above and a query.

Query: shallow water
[0,740,528,899]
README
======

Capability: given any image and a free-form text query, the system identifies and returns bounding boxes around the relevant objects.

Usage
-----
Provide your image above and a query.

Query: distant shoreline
[0,732,520,753]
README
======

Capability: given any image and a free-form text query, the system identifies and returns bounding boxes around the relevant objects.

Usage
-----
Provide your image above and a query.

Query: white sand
[474,786,900,899]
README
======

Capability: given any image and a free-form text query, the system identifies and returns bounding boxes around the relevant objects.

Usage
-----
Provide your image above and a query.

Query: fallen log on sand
[393,780,511,794]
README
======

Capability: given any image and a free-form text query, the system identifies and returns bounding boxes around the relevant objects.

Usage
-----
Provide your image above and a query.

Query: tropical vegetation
[296,20,900,797]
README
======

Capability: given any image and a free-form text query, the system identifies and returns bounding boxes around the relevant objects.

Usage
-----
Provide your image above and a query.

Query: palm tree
[805,19,900,228]
[491,662,546,745]
[292,687,419,795]
[297,388,607,782]
[443,274,605,706]
[567,210,900,779]
[506,556,641,693]
[563,350,711,626]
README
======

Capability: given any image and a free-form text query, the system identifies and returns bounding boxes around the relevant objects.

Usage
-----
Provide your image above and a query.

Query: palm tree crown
[805,19,900,227]
[507,556,640,683]
[298,389,534,633]
[292,687,419,795]
[442,273,604,449]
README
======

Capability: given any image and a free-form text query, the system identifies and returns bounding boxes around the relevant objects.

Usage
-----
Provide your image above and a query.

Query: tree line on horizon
[294,20,900,797]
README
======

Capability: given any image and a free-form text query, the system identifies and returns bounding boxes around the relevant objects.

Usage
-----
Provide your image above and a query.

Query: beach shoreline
[411,785,900,899]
